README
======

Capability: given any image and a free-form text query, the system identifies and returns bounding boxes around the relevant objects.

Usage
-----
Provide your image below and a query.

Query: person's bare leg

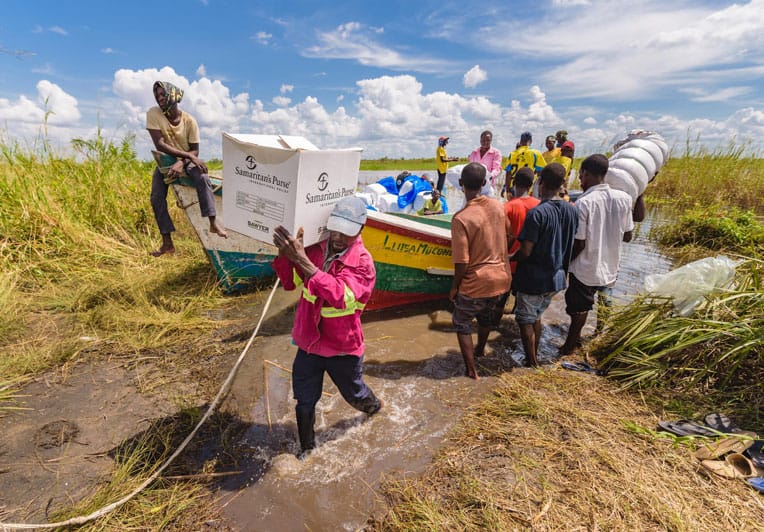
[561,312,588,356]
[150,233,175,257]
[456,333,480,380]
[474,325,490,357]
[533,320,542,359]
[209,216,228,238]
[519,322,538,367]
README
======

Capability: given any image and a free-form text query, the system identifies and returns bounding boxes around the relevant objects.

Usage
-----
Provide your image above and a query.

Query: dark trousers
[150,164,216,235]
[292,349,380,451]
[436,171,447,192]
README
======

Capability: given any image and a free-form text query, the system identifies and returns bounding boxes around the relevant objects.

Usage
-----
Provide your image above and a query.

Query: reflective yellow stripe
[297,279,365,318]
[293,268,318,304]
[320,283,365,317]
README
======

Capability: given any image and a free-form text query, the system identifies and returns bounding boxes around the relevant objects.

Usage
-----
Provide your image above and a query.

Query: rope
[1,277,281,531]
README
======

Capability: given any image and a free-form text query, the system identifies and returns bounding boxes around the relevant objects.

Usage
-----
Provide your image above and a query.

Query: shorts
[565,273,612,314]
[452,292,506,334]
[514,291,557,325]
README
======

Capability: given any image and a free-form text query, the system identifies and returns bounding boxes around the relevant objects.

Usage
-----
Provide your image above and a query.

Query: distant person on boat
[147,81,227,257]
[510,163,578,367]
[436,136,459,192]
[450,163,513,380]
[468,130,503,196]
[560,154,634,356]
[505,131,546,198]
[271,196,383,458]
[417,188,444,215]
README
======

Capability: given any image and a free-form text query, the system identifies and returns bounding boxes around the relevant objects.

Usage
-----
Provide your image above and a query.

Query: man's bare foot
[465,370,480,380]
[150,246,175,257]
[210,223,228,238]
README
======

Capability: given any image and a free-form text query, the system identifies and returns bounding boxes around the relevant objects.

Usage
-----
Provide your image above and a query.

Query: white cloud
[48,26,68,36]
[583,117,597,125]
[463,65,487,88]
[337,94,344,103]
[101,47,117,54]
[280,84,294,94]
[481,1,764,100]
[0,80,83,145]
[303,22,453,73]
[253,31,272,45]
[688,86,752,103]
[272,96,291,106]
[196,64,207,77]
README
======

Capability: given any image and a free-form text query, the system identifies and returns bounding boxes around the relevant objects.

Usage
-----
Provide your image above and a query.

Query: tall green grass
[0,134,234,380]
[647,142,764,213]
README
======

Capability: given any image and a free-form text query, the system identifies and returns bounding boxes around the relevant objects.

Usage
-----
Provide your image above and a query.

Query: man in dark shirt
[510,163,578,366]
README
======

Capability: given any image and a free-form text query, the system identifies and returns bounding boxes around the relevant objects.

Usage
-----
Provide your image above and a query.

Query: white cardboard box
[222,133,362,246]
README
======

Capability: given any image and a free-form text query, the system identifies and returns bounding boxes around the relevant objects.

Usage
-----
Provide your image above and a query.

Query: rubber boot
[295,406,316,458]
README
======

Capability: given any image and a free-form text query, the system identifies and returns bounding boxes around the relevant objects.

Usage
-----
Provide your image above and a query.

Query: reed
[647,142,764,213]
[0,134,237,381]
[592,258,764,429]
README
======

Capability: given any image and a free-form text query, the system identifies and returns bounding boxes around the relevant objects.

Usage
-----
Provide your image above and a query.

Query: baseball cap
[562,140,575,150]
[546,135,556,142]
[520,131,532,142]
[326,196,367,236]
[438,135,449,141]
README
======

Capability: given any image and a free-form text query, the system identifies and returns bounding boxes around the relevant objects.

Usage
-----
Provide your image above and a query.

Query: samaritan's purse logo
[245,155,257,170]
[317,172,329,191]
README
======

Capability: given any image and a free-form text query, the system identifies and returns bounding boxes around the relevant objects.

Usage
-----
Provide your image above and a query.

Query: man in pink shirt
[272,196,382,458]
[468,130,503,195]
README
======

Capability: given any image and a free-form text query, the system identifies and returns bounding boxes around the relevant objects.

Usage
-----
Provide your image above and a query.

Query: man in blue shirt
[510,163,578,366]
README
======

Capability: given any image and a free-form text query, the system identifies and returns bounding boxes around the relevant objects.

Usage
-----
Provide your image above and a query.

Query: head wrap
[153,81,184,115]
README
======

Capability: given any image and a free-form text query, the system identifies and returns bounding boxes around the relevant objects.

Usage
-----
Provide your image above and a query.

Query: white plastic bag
[643,256,738,316]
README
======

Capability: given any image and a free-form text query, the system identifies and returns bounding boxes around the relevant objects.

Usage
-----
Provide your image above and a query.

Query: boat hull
[171,178,278,293]
[173,181,454,309]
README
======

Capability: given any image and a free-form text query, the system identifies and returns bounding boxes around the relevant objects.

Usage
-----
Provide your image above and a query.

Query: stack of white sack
[362,183,388,207]
[445,163,495,197]
[412,190,431,212]
[605,130,669,205]
[376,193,412,213]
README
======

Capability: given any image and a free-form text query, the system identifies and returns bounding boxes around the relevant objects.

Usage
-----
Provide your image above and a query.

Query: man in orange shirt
[450,163,513,379]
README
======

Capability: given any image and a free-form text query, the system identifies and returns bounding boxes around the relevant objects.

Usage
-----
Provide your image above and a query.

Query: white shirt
[569,183,634,287]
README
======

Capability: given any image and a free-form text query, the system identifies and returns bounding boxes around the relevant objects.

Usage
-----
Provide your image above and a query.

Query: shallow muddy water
[218,186,673,530]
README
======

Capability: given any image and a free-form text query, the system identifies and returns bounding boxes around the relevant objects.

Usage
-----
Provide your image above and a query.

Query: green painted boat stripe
[374,261,451,295]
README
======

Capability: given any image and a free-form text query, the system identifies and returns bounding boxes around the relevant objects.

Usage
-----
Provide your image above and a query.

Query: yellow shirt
[146,106,200,152]
[551,155,573,179]
[543,147,561,162]
[437,146,449,174]
[417,197,443,215]
[507,146,547,177]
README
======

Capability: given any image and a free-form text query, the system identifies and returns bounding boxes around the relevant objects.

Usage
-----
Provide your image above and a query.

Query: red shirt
[505,195,541,273]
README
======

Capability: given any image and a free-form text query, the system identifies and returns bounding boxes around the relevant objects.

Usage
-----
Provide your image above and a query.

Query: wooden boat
[363,210,453,310]
[171,176,278,293]
[172,178,455,309]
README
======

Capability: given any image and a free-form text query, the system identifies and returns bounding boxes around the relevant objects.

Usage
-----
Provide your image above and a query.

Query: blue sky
[2,0,764,159]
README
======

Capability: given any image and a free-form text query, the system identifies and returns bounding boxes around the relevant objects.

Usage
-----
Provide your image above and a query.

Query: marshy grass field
[1,134,763,529]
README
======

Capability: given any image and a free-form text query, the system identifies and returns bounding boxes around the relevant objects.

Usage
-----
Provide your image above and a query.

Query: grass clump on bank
[0,135,237,381]
[370,371,762,531]
[653,204,764,255]
[591,258,763,430]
